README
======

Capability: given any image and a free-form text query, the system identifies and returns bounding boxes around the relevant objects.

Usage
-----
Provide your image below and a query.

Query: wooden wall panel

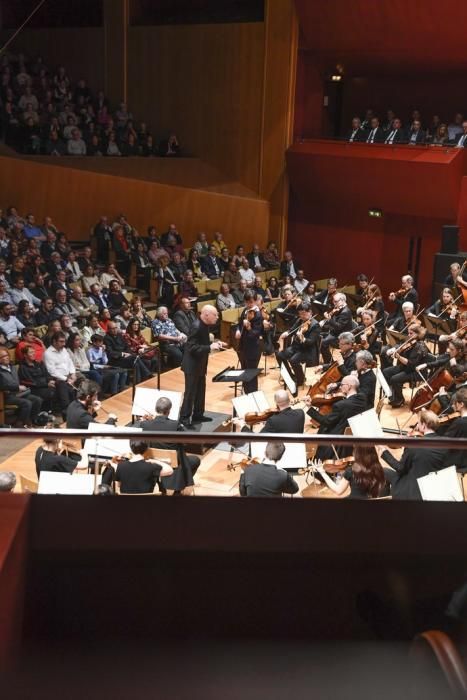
[259,0,298,249]
[127,22,265,193]
[0,28,105,94]
[0,156,269,250]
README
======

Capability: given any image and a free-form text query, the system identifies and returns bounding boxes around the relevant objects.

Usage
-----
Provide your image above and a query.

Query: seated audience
[151,306,186,368]
[0,347,42,426]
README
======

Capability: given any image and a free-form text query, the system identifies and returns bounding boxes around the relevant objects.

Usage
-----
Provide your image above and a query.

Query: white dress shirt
[44,346,76,381]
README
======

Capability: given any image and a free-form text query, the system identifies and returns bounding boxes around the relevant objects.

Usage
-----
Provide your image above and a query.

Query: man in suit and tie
[365,117,385,144]
[455,121,467,148]
[201,245,222,279]
[384,118,406,145]
[319,292,354,363]
[279,251,301,281]
[346,117,366,143]
[239,441,299,497]
[407,119,425,145]
[247,244,266,272]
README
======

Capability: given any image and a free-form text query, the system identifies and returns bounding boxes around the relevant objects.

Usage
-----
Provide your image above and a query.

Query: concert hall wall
[287,192,445,305]
[0,156,269,250]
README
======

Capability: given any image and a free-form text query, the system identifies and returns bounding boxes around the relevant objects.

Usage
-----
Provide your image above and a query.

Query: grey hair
[356,350,373,365]
[339,332,355,344]
[0,471,16,492]
[265,442,286,463]
[155,396,172,415]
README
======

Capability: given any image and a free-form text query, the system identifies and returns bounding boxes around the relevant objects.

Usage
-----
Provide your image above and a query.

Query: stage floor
[0,348,408,497]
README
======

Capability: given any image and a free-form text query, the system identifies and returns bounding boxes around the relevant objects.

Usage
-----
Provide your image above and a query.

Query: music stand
[212,366,262,397]
[386,329,407,347]
[423,314,453,353]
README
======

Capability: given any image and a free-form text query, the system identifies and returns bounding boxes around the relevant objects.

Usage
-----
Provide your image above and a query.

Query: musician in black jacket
[260,390,305,433]
[306,374,367,461]
[380,410,446,499]
[354,350,376,409]
[275,303,320,387]
[239,441,299,497]
[138,396,200,493]
[388,275,418,321]
[442,387,467,472]
[235,290,263,394]
[382,324,428,408]
[319,292,354,363]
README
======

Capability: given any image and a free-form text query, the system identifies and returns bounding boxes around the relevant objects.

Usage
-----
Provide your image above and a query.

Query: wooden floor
[1,348,410,498]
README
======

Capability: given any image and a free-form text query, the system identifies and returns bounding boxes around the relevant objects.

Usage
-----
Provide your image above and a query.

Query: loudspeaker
[441,225,459,254]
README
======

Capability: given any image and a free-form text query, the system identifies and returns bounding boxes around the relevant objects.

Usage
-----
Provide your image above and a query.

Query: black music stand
[423,314,453,353]
[212,366,262,397]
[386,329,407,347]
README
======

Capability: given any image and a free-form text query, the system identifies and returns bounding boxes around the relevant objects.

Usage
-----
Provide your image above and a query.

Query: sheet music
[232,391,269,418]
[224,370,244,378]
[84,436,139,458]
[132,388,182,420]
[280,362,297,396]
[348,408,384,437]
[38,472,101,495]
[250,441,307,470]
[417,466,463,502]
[376,368,392,399]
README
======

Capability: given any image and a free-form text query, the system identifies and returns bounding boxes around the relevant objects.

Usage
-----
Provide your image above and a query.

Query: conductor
[180,304,224,428]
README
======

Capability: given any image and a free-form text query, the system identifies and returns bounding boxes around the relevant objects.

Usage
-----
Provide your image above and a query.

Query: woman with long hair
[316,445,386,499]
[123,317,158,372]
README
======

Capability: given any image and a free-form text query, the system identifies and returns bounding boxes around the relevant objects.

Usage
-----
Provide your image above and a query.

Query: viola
[244,408,279,426]
[437,411,461,426]
[227,457,260,472]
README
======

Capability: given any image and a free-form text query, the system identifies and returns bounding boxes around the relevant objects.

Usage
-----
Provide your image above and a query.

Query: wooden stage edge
[0,348,408,498]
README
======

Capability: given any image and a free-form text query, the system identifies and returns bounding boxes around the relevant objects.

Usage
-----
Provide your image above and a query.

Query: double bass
[409,367,454,413]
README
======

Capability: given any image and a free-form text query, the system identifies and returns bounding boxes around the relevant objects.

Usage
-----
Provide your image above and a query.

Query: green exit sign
[368,208,383,218]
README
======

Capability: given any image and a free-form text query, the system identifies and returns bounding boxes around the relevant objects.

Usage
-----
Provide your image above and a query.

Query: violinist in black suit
[380,410,446,499]
[261,390,305,433]
[388,274,419,321]
[314,278,338,310]
[239,442,299,498]
[346,117,366,143]
[354,350,376,408]
[276,303,320,387]
[234,290,263,394]
[138,396,200,493]
[382,324,428,408]
[319,292,354,363]
[306,375,368,460]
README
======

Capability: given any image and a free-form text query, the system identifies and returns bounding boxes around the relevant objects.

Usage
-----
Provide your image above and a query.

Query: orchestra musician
[255,295,275,356]
[315,445,386,499]
[379,410,446,500]
[35,437,88,478]
[239,441,299,498]
[445,261,467,288]
[66,379,117,428]
[319,292,353,363]
[314,277,338,309]
[353,350,376,409]
[275,302,320,388]
[355,273,369,298]
[438,309,467,354]
[234,290,263,394]
[306,375,367,460]
[380,301,417,369]
[416,337,466,378]
[260,389,305,433]
[426,287,459,326]
[442,386,467,472]
[382,324,429,408]
[354,309,381,358]
[313,332,358,400]
[275,286,299,327]
[138,396,200,494]
[356,283,385,333]
[388,274,418,321]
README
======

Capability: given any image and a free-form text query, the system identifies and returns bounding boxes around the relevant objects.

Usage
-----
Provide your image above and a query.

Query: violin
[244,408,279,426]
[261,307,270,322]
[438,411,461,426]
[227,457,260,472]
[392,287,407,299]
[299,456,354,476]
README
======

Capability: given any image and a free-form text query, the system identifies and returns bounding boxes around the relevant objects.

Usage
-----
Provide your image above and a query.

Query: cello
[409,367,455,413]
[307,362,345,415]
